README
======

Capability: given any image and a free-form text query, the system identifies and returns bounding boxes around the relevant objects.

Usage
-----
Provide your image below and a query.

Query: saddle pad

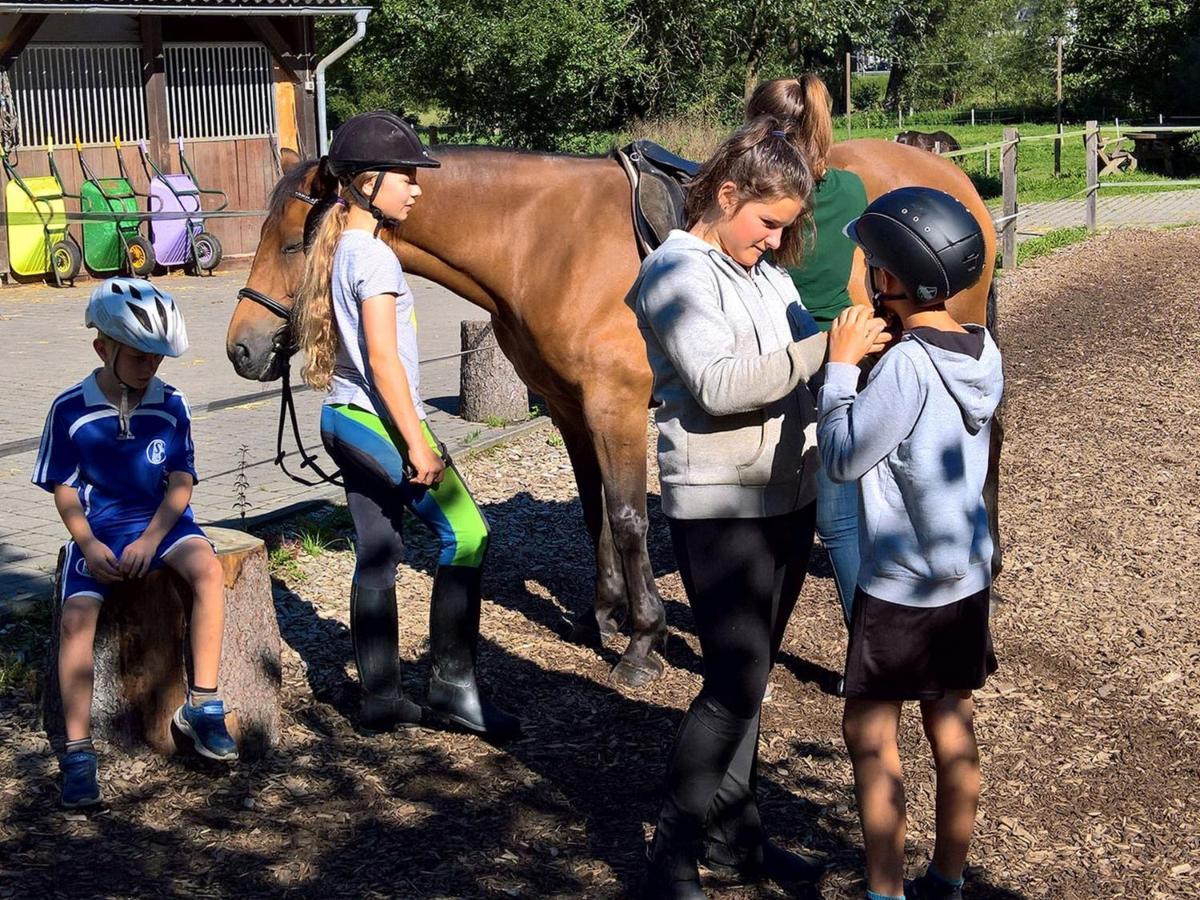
[788,167,868,331]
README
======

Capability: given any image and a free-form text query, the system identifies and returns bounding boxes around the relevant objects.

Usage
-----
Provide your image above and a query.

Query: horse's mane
[265,159,322,226]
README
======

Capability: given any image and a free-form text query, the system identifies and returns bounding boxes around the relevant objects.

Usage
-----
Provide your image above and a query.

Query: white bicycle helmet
[85,277,188,357]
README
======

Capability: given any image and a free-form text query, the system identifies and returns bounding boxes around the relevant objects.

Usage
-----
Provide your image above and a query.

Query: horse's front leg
[548,399,629,645]
[584,385,667,689]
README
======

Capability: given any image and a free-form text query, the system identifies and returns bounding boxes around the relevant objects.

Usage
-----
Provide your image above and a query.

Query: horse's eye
[282,242,303,255]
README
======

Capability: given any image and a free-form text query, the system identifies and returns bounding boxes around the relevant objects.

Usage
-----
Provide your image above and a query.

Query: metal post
[315,9,368,155]
[1001,127,1018,270]
[985,146,992,175]
[1085,120,1098,232]
[971,108,976,127]
[1055,37,1063,177]
[845,50,852,139]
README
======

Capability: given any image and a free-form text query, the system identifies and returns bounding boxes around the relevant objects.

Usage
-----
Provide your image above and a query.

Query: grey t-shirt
[326,229,424,420]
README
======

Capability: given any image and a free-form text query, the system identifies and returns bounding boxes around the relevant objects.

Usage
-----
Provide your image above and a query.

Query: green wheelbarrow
[59,138,156,278]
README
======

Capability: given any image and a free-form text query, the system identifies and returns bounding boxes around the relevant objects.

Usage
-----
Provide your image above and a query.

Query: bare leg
[163,538,225,688]
[59,596,101,742]
[843,698,906,898]
[921,692,980,882]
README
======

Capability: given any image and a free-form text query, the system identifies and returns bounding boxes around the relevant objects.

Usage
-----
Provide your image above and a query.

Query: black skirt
[842,586,998,701]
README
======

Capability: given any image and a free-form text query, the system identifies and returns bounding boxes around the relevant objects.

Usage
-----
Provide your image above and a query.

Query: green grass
[1015,226,1091,265]
[545,431,565,448]
[483,414,509,429]
[832,119,1197,204]
[464,428,482,446]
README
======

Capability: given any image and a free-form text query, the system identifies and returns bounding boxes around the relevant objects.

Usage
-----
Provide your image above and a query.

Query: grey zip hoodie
[817,325,1003,607]
[635,229,828,519]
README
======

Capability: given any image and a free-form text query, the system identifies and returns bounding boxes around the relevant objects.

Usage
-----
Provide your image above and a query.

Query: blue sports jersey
[33,371,199,533]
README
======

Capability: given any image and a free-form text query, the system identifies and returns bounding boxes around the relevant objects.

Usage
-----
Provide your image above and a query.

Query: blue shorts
[60,519,213,605]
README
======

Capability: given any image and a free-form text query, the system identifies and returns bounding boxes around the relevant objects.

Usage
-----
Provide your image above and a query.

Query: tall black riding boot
[350,582,423,730]
[701,709,823,885]
[646,695,756,899]
[427,565,521,741]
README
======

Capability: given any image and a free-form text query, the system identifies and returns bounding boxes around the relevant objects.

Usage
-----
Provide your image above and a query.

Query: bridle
[235,188,344,488]
[234,189,323,327]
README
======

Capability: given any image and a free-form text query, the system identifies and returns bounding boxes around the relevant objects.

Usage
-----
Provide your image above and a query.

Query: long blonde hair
[746,74,834,182]
[684,115,815,267]
[293,169,374,391]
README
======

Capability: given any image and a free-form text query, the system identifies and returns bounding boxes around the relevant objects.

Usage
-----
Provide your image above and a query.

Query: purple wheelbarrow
[139,138,227,274]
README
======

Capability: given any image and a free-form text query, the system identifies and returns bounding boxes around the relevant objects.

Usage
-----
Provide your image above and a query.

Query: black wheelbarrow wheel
[125,235,156,278]
[191,231,223,274]
[51,239,82,284]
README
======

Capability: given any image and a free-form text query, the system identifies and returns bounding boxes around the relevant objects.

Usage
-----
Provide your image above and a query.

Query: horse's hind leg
[549,401,628,645]
[585,391,667,689]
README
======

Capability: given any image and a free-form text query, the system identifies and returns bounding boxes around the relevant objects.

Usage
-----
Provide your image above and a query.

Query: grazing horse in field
[226,137,999,689]
[896,130,962,154]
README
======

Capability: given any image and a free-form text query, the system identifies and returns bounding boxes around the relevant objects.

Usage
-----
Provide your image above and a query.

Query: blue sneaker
[173,698,239,761]
[60,750,102,808]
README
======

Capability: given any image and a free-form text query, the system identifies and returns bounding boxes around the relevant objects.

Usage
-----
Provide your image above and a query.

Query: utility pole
[846,50,853,139]
[1055,36,1064,177]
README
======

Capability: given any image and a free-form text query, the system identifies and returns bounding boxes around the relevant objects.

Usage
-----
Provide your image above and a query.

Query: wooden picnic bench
[1123,130,1188,176]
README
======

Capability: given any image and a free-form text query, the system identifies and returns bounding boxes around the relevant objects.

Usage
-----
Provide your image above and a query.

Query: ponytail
[684,116,815,267]
[746,74,834,181]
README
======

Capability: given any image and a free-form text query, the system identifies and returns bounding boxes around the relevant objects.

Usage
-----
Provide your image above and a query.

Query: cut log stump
[459,319,529,424]
[42,526,281,759]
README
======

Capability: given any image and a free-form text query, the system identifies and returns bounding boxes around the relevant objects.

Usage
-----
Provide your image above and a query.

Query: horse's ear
[280,147,302,174]
[312,156,340,199]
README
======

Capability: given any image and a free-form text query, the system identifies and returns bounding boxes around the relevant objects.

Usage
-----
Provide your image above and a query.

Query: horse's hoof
[609,652,665,690]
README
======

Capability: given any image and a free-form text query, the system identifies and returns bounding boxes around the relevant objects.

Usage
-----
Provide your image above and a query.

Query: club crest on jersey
[146,439,167,465]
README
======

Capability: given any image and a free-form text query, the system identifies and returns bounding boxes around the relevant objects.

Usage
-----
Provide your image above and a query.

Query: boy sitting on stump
[33,277,237,808]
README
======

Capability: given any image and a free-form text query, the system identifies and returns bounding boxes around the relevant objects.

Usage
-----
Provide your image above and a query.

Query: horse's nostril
[233,343,251,364]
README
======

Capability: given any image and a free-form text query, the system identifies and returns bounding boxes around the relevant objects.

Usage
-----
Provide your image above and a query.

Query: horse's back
[827,139,995,324]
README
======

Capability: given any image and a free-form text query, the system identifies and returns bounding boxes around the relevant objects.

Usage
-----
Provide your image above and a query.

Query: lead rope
[274,363,343,488]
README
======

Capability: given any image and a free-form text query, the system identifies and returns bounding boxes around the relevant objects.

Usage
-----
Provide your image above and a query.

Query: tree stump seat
[42,526,282,759]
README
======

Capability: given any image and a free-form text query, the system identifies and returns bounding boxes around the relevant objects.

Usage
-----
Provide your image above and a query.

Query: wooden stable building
[0,0,370,276]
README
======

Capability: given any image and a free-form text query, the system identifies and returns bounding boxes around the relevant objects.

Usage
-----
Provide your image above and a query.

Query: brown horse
[226,138,998,689]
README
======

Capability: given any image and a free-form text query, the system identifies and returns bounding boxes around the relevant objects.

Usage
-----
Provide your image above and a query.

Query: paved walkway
[1007,187,1200,239]
[0,267,540,607]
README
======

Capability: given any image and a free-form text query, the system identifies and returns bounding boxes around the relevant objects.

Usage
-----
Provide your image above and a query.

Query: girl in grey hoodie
[636,117,889,898]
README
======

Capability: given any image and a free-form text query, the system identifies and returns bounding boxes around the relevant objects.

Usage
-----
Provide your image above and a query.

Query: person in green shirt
[747,75,868,627]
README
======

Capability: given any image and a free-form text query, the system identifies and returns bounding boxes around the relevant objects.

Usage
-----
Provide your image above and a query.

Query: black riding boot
[702,709,823,885]
[427,565,521,741]
[350,582,423,730]
[646,695,755,899]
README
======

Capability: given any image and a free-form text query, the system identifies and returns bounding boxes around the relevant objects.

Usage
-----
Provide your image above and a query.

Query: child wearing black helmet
[292,111,519,740]
[34,278,238,808]
[817,187,1004,900]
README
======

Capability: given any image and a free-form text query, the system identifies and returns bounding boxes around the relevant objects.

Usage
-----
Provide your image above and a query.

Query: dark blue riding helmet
[844,187,984,305]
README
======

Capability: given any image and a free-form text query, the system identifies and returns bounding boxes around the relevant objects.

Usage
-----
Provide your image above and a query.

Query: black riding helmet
[844,186,984,306]
[326,110,440,234]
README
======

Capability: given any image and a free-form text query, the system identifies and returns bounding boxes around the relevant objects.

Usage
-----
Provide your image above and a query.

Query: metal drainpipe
[315,8,369,155]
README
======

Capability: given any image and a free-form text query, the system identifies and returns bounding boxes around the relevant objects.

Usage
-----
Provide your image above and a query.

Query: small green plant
[233,444,251,524]
[483,414,509,429]
[267,541,305,583]
[464,428,482,446]
[546,431,565,448]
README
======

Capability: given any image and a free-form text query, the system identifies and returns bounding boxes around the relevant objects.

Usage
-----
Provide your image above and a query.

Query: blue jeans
[815,459,860,624]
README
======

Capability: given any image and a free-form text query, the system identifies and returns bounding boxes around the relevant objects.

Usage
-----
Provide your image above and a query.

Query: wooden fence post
[1001,127,1018,270]
[1085,120,1099,232]
[459,319,528,424]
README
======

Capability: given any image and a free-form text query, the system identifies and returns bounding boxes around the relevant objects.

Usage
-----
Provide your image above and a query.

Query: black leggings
[655,504,817,847]
[669,505,817,719]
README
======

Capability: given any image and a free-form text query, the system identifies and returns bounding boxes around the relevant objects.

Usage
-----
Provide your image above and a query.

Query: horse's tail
[746,73,834,180]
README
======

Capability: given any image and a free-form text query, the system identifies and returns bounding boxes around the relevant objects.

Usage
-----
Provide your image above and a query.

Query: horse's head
[225,153,338,381]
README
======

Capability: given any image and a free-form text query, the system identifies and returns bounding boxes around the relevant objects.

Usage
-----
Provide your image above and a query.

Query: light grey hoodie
[818,325,1004,607]
[635,229,828,519]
